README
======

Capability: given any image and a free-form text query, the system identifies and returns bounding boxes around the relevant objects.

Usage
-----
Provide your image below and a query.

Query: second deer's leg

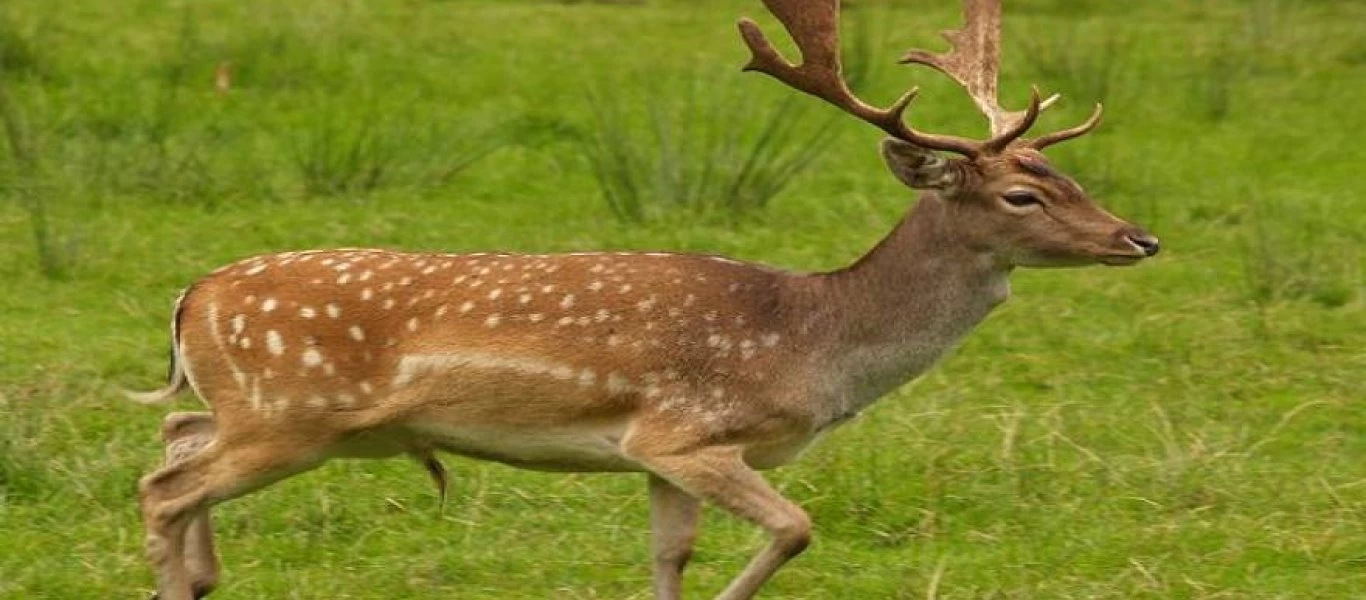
[629,444,811,600]
[140,425,332,600]
[649,473,701,600]
[160,412,221,599]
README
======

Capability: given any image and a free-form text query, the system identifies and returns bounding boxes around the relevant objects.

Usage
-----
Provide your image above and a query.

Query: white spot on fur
[266,330,285,356]
[231,314,247,334]
[605,372,632,395]
[460,300,475,313]
[244,264,267,276]
[761,333,781,347]
[560,294,576,309]
[299,306,317,319]
[485,314,501,328]
[302,348,323,367]
[349,325,366,341]
[489,289,503,300]
[408,317,420,332]
[337,273,353,285]
[261,298,278,312]
[326,303,342,319]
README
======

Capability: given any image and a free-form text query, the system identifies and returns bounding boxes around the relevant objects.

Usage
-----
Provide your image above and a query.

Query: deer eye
[1002,190,1043,208]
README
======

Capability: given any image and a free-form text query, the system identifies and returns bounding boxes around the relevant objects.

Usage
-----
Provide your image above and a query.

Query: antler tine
[1029,102,1104,150]
[899,0,1059,145]
[739,0,981,157]
[983,86,1044,154]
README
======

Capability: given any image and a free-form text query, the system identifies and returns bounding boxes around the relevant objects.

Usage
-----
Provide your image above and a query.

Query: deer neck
[806,193,1012,414]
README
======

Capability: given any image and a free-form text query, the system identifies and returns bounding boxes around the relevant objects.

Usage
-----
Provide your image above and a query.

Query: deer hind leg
[140,422,333,600]
[628,444,811,600]
[159,412,220,599]
[648,474,701,600]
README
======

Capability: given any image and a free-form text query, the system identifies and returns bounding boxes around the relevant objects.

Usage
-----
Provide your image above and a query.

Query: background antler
[739,0,1102,156]
[900,0,1059,137]
[737,0,982,156]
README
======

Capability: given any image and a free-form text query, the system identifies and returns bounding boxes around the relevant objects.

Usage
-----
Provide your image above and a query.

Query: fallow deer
[129,0,1159,598]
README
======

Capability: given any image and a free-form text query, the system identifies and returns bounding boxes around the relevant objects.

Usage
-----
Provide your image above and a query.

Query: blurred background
[0,0,1362,597]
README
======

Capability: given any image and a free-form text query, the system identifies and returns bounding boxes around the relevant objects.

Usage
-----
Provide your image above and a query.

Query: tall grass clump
[1190,35,1245,123]
[288,98,505,198]
[0,394,53,504]
[0,37,78,278]
[290,103,404,197]
[0,13,46,81]
[1238,191,1357,316]
[1015,18,1131,108]
[581,10,877,223]
[1182,0,1290,123]
[582,78,843,222]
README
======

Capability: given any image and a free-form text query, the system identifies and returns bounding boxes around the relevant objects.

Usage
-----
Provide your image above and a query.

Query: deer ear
[880,138,961,190]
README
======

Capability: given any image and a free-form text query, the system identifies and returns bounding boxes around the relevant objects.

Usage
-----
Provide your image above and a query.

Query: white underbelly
[408,421,640,472]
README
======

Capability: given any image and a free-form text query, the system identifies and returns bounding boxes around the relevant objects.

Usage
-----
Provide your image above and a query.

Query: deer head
[739,0,1159,268]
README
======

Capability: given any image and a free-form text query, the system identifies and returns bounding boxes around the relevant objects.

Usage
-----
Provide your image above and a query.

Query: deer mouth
[1098,253,1146,266]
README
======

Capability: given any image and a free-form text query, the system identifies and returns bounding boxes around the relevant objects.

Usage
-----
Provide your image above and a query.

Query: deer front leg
[649,474,701,600]
[630,444,811,600]
[160,412,220,599]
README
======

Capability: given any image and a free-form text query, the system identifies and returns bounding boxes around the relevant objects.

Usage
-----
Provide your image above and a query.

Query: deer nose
[1124,230,1161,257]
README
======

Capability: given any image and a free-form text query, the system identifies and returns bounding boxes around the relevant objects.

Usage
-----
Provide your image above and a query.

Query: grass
[1,0,1363,598]
[579,6,879,222]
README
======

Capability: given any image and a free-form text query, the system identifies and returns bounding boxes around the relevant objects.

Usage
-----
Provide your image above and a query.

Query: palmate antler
[738,0,1104,156]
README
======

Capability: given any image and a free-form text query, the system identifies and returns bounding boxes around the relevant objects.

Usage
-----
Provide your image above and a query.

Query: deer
[128,0,1159,598]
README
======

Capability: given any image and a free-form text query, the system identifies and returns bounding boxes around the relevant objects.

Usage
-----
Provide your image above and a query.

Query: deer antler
[739,0,1104,157]
[899,0,1060,144]
[738,0,981,156]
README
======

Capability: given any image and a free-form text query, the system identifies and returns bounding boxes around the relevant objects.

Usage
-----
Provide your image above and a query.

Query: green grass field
[1,0,1363,597]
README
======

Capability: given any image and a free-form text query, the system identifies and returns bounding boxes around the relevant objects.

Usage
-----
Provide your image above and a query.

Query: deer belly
[408,422,640,472]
